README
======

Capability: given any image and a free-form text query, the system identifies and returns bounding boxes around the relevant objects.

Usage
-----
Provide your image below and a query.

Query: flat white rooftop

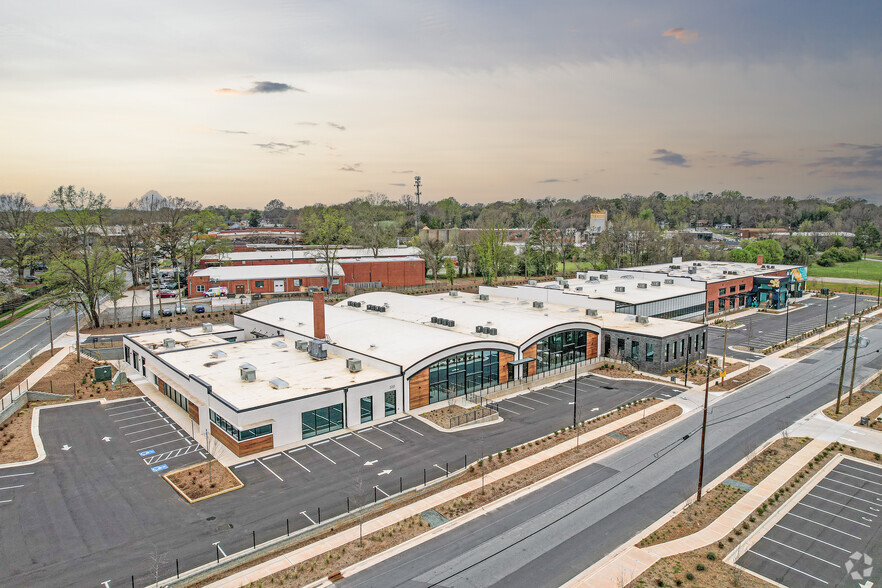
[532,276,703,304]
[162,337,395,411]
[202,247,422,263]
[125,323,242,352]
[625,260,801,283]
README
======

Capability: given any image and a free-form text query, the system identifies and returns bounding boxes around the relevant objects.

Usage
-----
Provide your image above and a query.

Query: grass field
[808,259,882,281]
[807,279,881,297]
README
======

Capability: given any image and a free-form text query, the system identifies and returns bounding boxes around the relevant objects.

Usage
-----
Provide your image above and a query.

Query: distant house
[714,223,733,229]
[694,219,710,228]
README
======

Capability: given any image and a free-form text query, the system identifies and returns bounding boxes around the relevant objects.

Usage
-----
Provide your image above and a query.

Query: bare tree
[0,193,35,280]
[300,206,353,291]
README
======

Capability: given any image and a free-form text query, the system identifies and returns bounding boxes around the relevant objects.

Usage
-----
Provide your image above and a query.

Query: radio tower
[414,175,422,233]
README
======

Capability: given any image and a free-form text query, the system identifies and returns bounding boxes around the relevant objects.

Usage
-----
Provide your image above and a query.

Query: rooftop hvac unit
[272,340,287,348]
[209,349,227,359]
[599,274,609,280]
[269,378,289,390]
[636,316,650,324]
[448,319,456,327]
[346,358,362,372]
[664,279,674,284]
[589,276,599,282]
[163,338,175,349]
[585,309,599,317]
[687,267,697,274]
[431,316,438,323]
[651,281,661,287]
[575,286,584,291]
[202,323,213,333]
[487,327,498,336]
[555,276,564,283]
[308,339,327,360]
[614,286,625,293]
[730,270,739,275]
[562,281,569,288]
[533,301,544,308]
[239,363,256,382]
[476,325,484,333]
[378,305,386,312]
[528,280,537,285]
[449,290,459,297]
[637,283,648,289]
[479,294,489,301]
[294,340,308,351]
[622,274,634,279]
[670,265,681,269]
[693,262,701,266]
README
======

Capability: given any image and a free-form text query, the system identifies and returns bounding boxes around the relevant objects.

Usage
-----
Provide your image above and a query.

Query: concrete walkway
[198,401,678,588]
[566,373,882,588]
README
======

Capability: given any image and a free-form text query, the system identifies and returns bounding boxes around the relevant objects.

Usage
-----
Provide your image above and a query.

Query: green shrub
[696,563,706,571]
[706,552,716,560]
[686,572,695,580]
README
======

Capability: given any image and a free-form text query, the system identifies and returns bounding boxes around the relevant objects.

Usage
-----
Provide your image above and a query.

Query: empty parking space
[0,471,32,506]
[737,458,882,587]
[105,397,204,474]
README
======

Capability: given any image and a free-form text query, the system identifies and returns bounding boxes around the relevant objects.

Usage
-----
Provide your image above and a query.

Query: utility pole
[720,322,729,385]
[46,307,54,355]
[572,364,578,429]
[784,298,790,345]
[697,361,711,502]
[835,316,853,415]
[683,343,690,386]
[148,254,155,318]
[413,176,421,234]
[73,300,81,364]
[847,315,863,406]
[824,292,830,325]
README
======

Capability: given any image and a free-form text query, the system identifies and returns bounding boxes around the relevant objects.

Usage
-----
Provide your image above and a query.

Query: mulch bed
[30,355,141,401]
[823,390,877,421]
[591,363,679,385]
[420,405,472,429]
[708,366,770,392]
[166,460,242,501]
[0,349,61,397]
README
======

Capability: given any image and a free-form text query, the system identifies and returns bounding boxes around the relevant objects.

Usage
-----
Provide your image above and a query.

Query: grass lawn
[808,259,882,282]
[807,279,881,296]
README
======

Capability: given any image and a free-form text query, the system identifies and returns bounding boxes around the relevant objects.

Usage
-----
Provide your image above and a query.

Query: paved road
[338,324,882,588]
[0,306,73,379]
[0,373,680,587]
[707,294,876,361]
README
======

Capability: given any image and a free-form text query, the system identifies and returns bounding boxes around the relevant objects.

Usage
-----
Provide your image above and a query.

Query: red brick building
[187,263,346,298]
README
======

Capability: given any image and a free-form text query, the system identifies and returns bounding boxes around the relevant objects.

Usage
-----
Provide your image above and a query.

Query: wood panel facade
[408,367,429,409]
[586,332,599,359]
[187,401,200,424]
[210,422,274,457]
[522,345,537,376]
[498,352,514,384]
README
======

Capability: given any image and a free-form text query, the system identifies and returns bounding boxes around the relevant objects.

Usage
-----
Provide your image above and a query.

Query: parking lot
[737,458,882,587]
[104,397,205,474]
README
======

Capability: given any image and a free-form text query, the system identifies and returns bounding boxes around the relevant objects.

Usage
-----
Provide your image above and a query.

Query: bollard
[424,468,427,486]
[445,462,449,477]
[374,486,378,503]
[287,517,290,535]
[464,454,467,470]
[215,544,220,564]
[132,575,135,588]
[176,558,180,579]
[318,507,321,524]
[400,476,403,494]
[347,497,350,513]
[252,530,256,549]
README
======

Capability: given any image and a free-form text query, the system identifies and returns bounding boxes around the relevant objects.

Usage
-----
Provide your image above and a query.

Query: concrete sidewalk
[197,401,679,588]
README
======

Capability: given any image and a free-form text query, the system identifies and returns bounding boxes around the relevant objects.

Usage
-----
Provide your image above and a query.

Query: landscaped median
[177,398,686,588]
[165,460,243,502]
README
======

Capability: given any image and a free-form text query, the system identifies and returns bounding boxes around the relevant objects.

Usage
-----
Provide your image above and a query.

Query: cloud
[326,122,346,131]
[650,149,689,167]
[730,151,778,167]
[538,179,561,183]
[219,129,248,135]
[296,121,319,126]
[663,27,699,43]
[389,183,406,187]
[216,80,305,95]
[806,143,882,179]
[254,140,311,154]
[392,170,414,174]
[339,163,363,172]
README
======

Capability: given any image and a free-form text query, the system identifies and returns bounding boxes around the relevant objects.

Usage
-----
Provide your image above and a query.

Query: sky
[2,1,882,208]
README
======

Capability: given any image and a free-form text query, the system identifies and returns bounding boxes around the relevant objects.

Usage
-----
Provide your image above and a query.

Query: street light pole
[835,316,853,415]
[697,361,711,502]
[847,315,862,406]
[46,308,54,356]
[572,363,578,429]
[824,293,830,326]
[73,301,81,364]
[784,299,790,345]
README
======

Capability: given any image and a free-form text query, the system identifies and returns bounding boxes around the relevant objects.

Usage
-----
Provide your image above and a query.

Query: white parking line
[313,440,330,446]
[309,444,337,464]
[824,476,882,497]
[0,485,24,491]
[398,416,413,421]
[136,438,188,452]
[0,499,11,504]
[503,399,534,410]
[233,461,254,468]
[796,503,870,527]
[332,437,359,456]
[0,472,33,479]
[805,493,878,516]
[125,424,173,436]
[374,485,389,497]
[839,463,882,480]
[816,484,882,506]
[746,550,828,584]
[351,431,383,449]
[531,391,561,401]
[519,395,549,406]
[761,536,841,567]
[118,418,166,428]
[283,451,311,472]
[129,431,179,443]
[497,404,520,415]
[540,388,573,399]
[393,419,424,436]
[110,408,153,419]
[831,470,882,488]
[432,463,447,473]
[337,433,352,439]
[371,426,404,443]
[786,513,862,540]
[105,402,148,414]
[773,525,850,553]
[257,458,284,481]
[262,454,281,460]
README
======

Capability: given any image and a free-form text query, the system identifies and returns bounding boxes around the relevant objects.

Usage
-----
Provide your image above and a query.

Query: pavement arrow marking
[102,436,111,442]
[364,460,378,466]
[377,469,392,476]
[61,445,71,451]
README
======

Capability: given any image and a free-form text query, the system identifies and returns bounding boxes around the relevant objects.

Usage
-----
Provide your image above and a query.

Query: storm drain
[607,432,628,442]
[420,509,450,527]
[722,478,755,492]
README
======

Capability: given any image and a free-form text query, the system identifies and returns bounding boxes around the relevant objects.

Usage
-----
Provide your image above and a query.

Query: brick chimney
[313,292,326,340]
[756,254,763,266]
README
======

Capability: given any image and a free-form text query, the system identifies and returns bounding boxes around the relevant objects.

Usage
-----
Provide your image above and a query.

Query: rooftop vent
[651,281,661,287]
[431,316,438,323]
[575,286,584,291]
[163,338,175,349]
[687,267,697,274]
[614,286,626,293]
[308,339,327,360]
[562,281,569,289]
[346,358,362,373]
[528,280,537,285]
[599,274,609,280]
[664,279,674,285]
[533,301,544,309]
[269,378,289,390]
[487,327,498,336]
[239,363,256,382]
[636,316,650,324]
[347,300,362,308]
[294,340,309,351]
[637,283,648,289]
[202,323,213,333]
[479,294,489,301]
[449,290,459,297]
[272,340,287,348]
[476,325,484,333]
[622,274,634,279]
[585,308,599,317]
[209,349,227,359]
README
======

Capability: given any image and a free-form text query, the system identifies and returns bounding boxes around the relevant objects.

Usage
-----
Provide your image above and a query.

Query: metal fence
[448,404,499,428]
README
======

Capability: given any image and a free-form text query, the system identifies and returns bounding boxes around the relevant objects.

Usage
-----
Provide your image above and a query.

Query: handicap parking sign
[139,449,156,457]
[150,464,168,473]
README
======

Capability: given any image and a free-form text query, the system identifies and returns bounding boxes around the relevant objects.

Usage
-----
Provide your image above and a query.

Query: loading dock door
[274,280,285,293]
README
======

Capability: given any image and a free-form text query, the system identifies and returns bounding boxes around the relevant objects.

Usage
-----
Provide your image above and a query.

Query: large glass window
[708,300,714,314]
[536,330,588,374]
[160,381,188,413]
[210,409,272,442]
[301,404,343,439]
[646,342,654,362]
[631,341,639,360]
[665,343,670,362]
[361,396,373,423]
[428,349,500,404]
[384,390,396,417]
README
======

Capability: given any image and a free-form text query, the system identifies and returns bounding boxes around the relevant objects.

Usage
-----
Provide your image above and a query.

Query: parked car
[204,286,228,297]
[160,282,179,291]
[156,290,176,298]
[140,310,151,320]
[193,304,206,313]
[174,304,187,314]
[161,308,173,317]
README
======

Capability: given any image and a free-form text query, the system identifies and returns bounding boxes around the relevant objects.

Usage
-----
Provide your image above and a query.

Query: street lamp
[45,306,54,356]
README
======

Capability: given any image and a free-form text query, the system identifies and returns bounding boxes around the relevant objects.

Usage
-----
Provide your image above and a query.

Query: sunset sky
[2,2,881,207]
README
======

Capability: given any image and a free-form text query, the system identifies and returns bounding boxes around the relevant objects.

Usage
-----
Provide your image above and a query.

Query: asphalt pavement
[0,372,680,587]
[338,322,882,588]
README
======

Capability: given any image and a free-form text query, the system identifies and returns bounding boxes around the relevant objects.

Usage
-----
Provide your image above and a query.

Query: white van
[204,286,228,298]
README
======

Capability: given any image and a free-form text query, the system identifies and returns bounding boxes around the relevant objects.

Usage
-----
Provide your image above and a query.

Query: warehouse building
[124,291,704,456]
[187,263,345,297]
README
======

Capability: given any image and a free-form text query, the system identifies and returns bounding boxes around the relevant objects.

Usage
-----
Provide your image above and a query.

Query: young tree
[350,194,397,256]
[444,257,456,286]
[473,221,508,286]
[300,206,353,290]
[247,209,262,227]
[38,186,125,328]
[419,239,445,283]
[0,193,35,280]
[529,217,556,276]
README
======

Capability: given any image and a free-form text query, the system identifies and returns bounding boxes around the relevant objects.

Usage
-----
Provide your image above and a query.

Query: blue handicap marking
[151,464,168,473]
[139,449,156,457]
